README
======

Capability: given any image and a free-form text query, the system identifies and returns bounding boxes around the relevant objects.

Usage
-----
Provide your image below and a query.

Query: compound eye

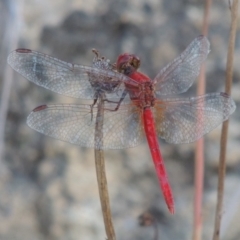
[131,56,140,70]
[118,63,126,74]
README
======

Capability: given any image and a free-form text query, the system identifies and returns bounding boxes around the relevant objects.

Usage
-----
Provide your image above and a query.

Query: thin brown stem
[94,97,116,240]
[193,1,212,240]
[212,1,238,240]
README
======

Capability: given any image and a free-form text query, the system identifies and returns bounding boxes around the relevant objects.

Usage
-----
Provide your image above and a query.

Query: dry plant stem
[212,1,238,240]
[94,97,116,240]
[193,1,212,240]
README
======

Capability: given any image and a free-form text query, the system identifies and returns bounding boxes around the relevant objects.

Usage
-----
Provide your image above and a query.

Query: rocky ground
[0,0,240,239]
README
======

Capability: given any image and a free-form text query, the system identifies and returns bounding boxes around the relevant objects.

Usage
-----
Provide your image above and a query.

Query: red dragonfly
[8,36,236,214]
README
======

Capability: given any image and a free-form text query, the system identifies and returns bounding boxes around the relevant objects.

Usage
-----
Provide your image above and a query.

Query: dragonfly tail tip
[168,205,175,215]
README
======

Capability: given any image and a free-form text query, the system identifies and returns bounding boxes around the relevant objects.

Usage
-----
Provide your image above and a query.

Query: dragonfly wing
[7,49,136,100]
[27,103,144,149]
[153,35,210,95]
[153,93,236,144]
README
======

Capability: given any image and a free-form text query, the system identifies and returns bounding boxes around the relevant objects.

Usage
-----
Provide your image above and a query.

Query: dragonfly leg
[104,89,128,111]
[90,97,98,121]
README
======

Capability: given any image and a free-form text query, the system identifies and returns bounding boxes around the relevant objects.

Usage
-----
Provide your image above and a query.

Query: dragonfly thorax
[127,81,155,108]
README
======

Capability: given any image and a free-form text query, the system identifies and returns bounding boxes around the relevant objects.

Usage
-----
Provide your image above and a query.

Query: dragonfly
[7,35,236,214]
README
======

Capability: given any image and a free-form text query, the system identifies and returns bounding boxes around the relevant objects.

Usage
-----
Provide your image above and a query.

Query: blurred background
[0,0,240,239]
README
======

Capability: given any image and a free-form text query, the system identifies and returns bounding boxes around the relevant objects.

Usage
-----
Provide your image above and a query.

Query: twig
[94,96,116,240]
[212,1,238,240]
[193,1,212,240]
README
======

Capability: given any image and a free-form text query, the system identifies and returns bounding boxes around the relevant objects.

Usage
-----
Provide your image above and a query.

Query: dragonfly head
[116,53,140,76]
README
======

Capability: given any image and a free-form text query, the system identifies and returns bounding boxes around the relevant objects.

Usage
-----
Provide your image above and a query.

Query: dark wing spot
[33,105,48,112]
[16,48,32,53]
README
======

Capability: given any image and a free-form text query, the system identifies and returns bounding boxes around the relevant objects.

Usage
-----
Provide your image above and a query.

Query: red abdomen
[143,107,174,214]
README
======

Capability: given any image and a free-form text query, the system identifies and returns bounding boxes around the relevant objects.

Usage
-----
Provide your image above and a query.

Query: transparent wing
[153,35,210,96]
[26,103,144,149]
[153,93,236,144]
[7,49,137,100]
